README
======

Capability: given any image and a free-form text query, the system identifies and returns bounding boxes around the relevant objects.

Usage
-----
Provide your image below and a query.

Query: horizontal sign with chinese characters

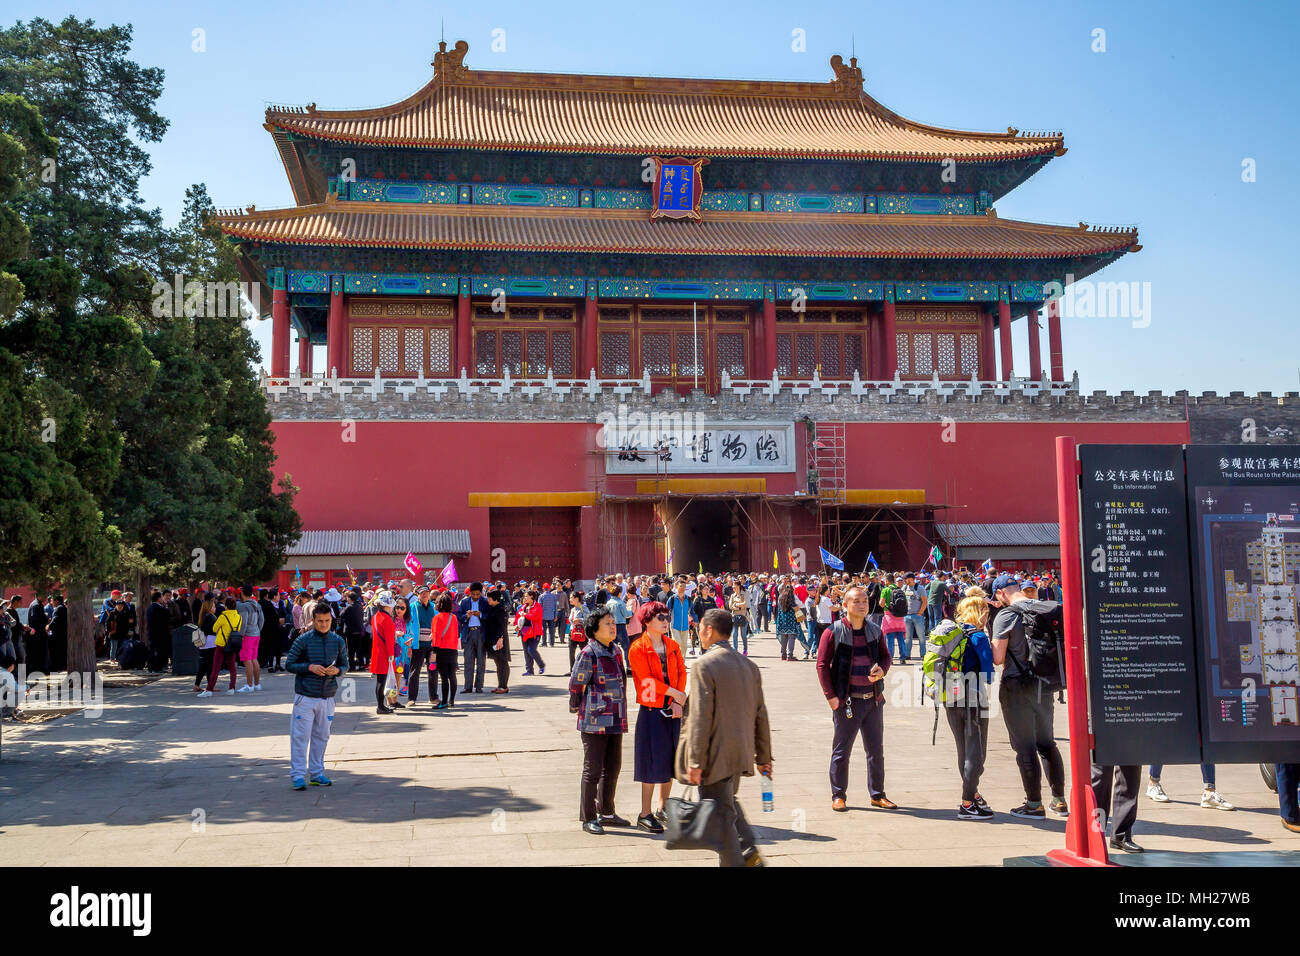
[606,422,794,474]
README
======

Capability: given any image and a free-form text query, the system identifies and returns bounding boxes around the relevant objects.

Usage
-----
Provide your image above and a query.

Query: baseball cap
[990,573,1021,594]
[376,590,396,608]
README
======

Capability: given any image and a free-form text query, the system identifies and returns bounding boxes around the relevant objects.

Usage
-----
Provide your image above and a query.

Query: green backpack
[921,620,971,742]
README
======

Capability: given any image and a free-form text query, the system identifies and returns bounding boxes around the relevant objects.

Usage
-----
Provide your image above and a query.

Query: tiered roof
[219,42,1136,307]
[265,44,1063,161]
[213,202,1138,260]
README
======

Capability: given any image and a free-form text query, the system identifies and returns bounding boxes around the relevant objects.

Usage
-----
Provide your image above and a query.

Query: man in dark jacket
[47,595,68,672]
[258,589,281,671]
[146,591,172,673]
[337,590,366,670]
[284,601,348,790]
[26,597,49,674]
[484,589,510,693]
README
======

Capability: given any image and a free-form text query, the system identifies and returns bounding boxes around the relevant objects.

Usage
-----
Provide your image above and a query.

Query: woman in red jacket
[370,592,397,714]
[515,589,546,676]
[627,600,687,833]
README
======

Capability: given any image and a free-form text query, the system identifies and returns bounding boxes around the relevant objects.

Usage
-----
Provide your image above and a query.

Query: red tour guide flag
[404,552,423,578]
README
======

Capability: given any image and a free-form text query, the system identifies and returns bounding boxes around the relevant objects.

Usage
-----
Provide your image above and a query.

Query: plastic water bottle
[761,772,774,812]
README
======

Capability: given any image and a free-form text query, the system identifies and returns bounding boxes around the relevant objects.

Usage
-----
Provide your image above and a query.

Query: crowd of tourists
[4,562,1295,865]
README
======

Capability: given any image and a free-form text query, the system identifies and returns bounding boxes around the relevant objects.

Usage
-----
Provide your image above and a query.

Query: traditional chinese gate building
[216,41,1196,587]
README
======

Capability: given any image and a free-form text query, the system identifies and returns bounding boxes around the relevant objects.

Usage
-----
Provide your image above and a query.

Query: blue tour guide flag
[819,547,845,571]
[867,552,879,569]
[981,558,994,572]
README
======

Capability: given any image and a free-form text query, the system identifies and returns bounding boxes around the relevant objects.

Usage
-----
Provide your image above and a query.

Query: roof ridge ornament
[829,54,864,94]
[433,39,470,83]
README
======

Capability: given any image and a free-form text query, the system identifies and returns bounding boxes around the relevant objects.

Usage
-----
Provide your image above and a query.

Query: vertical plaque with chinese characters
[1186,445,1300,762]
[650,157,707,221]
[1079,444,1202,764]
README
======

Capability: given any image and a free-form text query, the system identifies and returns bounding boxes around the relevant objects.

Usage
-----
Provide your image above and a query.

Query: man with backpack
[816,585,897,813]
[989,574,1068,818]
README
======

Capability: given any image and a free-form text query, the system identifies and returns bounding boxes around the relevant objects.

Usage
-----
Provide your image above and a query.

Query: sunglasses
[652,612,669,621]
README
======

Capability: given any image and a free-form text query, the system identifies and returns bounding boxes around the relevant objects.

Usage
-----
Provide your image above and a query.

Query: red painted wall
[270,417,1190,578]
[842,420,1190,523]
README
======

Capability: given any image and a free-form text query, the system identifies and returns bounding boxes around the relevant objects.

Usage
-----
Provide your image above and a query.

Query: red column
[1047,436,1110,867]
[881,297,897,379]
[997,297,1013,380]
[1048,297,1065,382]
[980,307,996,380]
[1026,306,1042,381]
[326,281,344,376]
[271,288,290,378]
[456,287,471,376]
[583,291,599,376]
[762,295,777,377]
[750,303,763,380]
[298,334,312,376]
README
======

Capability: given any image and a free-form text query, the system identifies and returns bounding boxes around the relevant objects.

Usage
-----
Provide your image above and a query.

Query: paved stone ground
[0,634,1292,866]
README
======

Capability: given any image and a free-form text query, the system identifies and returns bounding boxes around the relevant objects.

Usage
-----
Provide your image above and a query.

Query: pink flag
[439,559,458,585]
[404,552,423,578]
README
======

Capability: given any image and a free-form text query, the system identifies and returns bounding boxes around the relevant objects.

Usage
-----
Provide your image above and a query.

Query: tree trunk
[66,581,97,676]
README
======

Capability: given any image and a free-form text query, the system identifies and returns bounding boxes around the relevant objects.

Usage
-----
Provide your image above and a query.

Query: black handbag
[664,786,728,851]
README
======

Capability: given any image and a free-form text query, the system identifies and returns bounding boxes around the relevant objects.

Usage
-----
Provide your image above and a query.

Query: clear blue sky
[14,0,1299,393]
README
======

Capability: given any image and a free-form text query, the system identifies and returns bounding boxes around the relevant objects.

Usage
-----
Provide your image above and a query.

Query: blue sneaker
[292,777,307,791]
[309,774,333,787]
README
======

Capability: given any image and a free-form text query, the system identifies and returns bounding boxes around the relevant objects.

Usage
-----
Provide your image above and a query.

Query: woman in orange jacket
[627,600,687,833]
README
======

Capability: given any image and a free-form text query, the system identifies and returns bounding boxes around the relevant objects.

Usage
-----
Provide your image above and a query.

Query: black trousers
[998,678,1065,802]
[347,633,367,670]
[408,644,433,701]
[700,774,758,867]
[434,648,457,705]
[829,695,885,801]
[193,648,216,688]
[579,731,622,822]
[374,673,388,709]
[1092,764,1141,840]
[147,636,169,673]
[945,705,989,802]
[491,649,510,689]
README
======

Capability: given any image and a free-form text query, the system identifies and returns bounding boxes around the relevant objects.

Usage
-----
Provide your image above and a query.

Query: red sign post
[1047,436,1113,867]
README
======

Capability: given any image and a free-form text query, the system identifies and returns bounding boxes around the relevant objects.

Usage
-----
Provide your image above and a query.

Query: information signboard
[1079,444,1202,765]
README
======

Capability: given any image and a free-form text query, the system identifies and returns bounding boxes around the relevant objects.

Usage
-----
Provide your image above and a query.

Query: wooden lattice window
[960,332,979,376]
[403,328,424,373]
[717,332,747,377]
[600,331,631,376]
[936,333,956,376]
[641,332,671,375]
[351,327,373,373]
[552,331,573,375]
[377,328,399,372]
[430,327,452,373]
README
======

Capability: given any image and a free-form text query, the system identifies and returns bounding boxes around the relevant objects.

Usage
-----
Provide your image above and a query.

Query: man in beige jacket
[675,607,773,866]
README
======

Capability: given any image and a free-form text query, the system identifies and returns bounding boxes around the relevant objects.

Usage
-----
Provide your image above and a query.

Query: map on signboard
[1193,487,1300,743]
